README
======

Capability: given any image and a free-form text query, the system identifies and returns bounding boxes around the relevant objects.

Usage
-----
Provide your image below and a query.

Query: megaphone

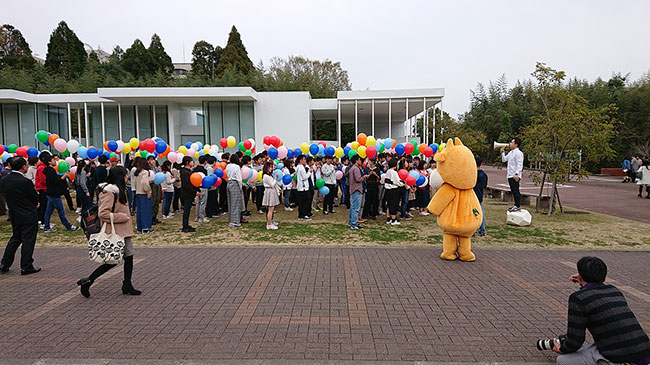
[493,141,509,149]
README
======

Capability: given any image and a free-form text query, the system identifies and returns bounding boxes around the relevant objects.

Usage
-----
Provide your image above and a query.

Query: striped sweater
[560,283,650,363]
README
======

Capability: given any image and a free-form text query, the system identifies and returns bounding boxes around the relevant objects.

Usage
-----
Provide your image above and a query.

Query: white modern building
[0,87,444,150]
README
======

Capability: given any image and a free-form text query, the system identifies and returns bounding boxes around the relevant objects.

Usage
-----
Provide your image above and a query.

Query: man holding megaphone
[499,138,524,212]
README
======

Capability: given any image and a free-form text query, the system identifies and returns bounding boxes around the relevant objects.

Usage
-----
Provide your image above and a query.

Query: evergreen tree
[108,45,124,64]
[148,34,173,74]
[0,24,36,69]
[121,39,157,78]
[215,26,253,76]
[44,21,87,79]
[191,40,223,80]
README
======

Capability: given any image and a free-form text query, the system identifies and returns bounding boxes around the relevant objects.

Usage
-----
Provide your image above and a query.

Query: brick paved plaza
[0,247,648,363]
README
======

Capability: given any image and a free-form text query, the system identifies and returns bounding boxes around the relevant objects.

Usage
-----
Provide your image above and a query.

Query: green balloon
[36,130,49,143]
[61,149,69,157]
[139,151,148,158]
[244,150,252,156]
[292,173,297,181]
[348,150,357,159]
[110,152,118,159]
[239,141,245,151]
[378,143,385,153]
[58,161,70,173]
[8,144,17,153]
[316,178,325,189]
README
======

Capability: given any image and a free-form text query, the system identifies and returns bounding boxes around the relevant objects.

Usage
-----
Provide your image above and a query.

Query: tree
[522,63,617,214]
[0,24,36,69]
[108,45,124,64]
[264,56,351,98]
[120,39,157,78]
[216,26,253,76]
[44,21,87,79]
[148,34,173,74]
[190,40,222,80]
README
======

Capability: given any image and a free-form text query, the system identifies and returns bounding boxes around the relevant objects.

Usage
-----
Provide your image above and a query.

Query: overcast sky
[4,0,650,117]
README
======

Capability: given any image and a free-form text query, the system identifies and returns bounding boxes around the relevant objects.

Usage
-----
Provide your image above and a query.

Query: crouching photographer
[540,256,650,365]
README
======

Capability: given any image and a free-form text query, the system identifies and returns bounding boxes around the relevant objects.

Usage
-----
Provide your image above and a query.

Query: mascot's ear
[454,137,464,146]
[447,138,454,147]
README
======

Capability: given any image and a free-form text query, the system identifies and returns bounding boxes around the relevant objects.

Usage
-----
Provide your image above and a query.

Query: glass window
[207,102,223,144]
[239,101,255,141]
[3,104,20,146]
[311,119,337,141]
[104,105,119,141]
[20,104,36,147]
[155,106,168,142]
[138,105,153,139]
[88,105,103,148]
[222,101,239,142]
[121,106,136,142]
[0,104,4,144]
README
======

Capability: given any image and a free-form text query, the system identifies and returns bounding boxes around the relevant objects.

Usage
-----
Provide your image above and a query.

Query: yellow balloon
[227,136,236,148]
[438,143,446,152]
[178,146,188,155]
[129,138,139,150]
[351,141,359,150]
[334,147,344,158]
[366,136,376,146]
[358,145,367,158]
[300,143,310,154]
[204,146,210,154]
[122,144,132,154]
[256,171,263,182]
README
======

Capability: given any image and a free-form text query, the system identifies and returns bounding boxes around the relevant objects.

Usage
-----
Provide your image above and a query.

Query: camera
[536,334,567,351]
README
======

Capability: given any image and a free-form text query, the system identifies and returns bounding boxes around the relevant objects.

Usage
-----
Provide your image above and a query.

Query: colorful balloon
[190,172,203,187]
[129,138,139,150]
[357,133,367,145]
[36,130,49,143]
[227,136,236,148]
[67,140,80,153]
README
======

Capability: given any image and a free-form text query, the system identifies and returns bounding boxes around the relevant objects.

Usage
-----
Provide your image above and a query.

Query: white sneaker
[391,221,401,225]
[162,215,172,219]
[76,216,82,223]
[194,218,200,222]
[272,220,279,226]
[266,225,278,230]
[201,218,210,223]
[258,210,264,214]
[385,220,392,225]
[419,211,430,216]
[284,207,293,211]
[75,208,82,214]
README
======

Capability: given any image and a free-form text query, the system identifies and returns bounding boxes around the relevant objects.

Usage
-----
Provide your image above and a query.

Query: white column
[167,103,175,149]
[84,102,89,147]
[100,102,106,142]
[135,104,140,140]
[67,103,72,140]
[433,102,436,144]
[337,100,341,147]
[152,103,157,138]
[354,100,358,136]
[118,103,123,142]
[17,103,22,145]
[388,98,392,140]
[405,98,409,142]
[77,108,81,141]
[423,98,427,145]
[371,99,375,136]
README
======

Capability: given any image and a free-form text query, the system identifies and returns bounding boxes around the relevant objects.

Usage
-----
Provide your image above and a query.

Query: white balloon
[190,143,199,151]
[66,139,79,153]
[116,140,125,152]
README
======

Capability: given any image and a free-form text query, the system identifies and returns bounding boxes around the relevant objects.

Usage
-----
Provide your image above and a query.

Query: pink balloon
[53,138,67,153]
[69,166,77,174]
[167,151,177,164]
[65,157,75,166]
[241,166,251,180]
[249,169,258,182]
[335,171,343,180]
[187,148,196,157]
[277,146,288,159]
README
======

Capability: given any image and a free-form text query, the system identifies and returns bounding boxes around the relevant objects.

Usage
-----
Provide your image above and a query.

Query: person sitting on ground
[552,256,650,365]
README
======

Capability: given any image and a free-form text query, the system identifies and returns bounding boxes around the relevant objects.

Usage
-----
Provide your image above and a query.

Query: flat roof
[97,87,258,103]
[337,88,444,100]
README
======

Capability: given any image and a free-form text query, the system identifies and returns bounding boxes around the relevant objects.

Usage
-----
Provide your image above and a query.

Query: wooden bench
[485,186,554,211]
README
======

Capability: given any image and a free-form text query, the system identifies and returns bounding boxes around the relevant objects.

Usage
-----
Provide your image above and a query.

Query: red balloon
[213,177,222,187]
[366,145,377,159]
[16,147,28,157]
[423,147,434,157]
[270,136,279,148]
[0,145,4,154]
[404,143,415,155]
[243,140,252,150]
[263,136,270,145]
[141,139,155,153]
[219,138,228,149]
[405,176,416,186]
[398,169,409,181]
[318,141,326,147]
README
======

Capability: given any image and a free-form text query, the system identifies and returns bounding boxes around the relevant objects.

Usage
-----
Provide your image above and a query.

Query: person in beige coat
[76,166,141,298]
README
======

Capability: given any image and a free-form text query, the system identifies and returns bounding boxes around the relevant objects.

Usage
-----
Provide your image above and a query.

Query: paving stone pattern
[0,247,648,363]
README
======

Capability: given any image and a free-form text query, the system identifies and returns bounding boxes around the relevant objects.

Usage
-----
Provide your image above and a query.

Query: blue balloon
[268,147,278,160]
[103,151,111,158]
[273,170,283,182]
[198,149,205,156]
[27,147,39,157]
[395,144,405,155]
[185,142,192,149]
[276,163,284,170]
[0,164,2,173]
[319,186,330,196]
[107,140,118,152]
[343,146,351,157]
[153,172,166,185]
[282,174,293,185]
[409,170,420,178]
[325,146,335,156]
[317,144,325,155]
[155,141,167,154]
[87,147,99,160]
[201,175,214,188]
[384,139,393,149]
[196,142,203,150]
[293,147,302,157]
[430,143,439,154]
[78,147,88,159]
[214,168,224,178]
[309,143,319,156]
[416,174,426,186]
[1,154,10,162]
[286,149,294,159]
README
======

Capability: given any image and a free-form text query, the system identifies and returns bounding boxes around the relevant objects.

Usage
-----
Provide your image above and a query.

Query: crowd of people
[622,155,650,198]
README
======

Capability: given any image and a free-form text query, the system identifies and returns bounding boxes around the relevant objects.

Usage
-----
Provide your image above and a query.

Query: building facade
[0,87,444,150]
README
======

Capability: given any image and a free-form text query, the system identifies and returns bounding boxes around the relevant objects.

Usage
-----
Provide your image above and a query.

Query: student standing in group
[75,160,92,215]
[218,153,230,214]
[205,155,218,218]
[160,161,176,219]
[339,156,350,208]
[252,154,265,215]
[0,157,41,275]
[361,159,380,220]
[42,154,79,233]
[35,153,49,227]
[637,160,650,198]
[193,155,209,223]
[180,156,197,232]
[134,158,153,234]
[474,155,488,236]
[348,155,367,230]
[398,159,412,221]
[25,156,38,184]
[296,155,311,221]
[76,166,141,298]
[225,154,244,228]
[383,158,403,225]
[321,155,337,215]
[129,157,140,216]
[306,156,317,215]
[171,162,182,214]
[240,155,253,217]
[262,161,280,230]
[147,156,161,225]
[416,160,431,216]
[281,159,294,211]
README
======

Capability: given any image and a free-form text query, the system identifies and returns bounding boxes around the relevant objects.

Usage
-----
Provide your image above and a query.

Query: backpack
[80,192,117,239]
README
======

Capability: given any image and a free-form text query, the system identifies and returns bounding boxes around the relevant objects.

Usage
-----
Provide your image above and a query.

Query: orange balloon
[418,144,426,154]
[392,139,397,149]
[223,172,228,180]
[68,172,75,181]
[357,133,367,145]
[103,141,109,151]
[190,172,203,187]
[161,145,170,157]
[48,134,59,146]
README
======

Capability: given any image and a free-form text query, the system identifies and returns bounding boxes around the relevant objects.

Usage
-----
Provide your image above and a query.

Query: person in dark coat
[0,157,41,275]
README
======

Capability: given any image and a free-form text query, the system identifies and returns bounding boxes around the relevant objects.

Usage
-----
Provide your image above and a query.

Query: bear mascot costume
[427,137,482,261]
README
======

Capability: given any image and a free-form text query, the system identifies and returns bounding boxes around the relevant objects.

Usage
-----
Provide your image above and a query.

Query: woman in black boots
[76,166,141,298]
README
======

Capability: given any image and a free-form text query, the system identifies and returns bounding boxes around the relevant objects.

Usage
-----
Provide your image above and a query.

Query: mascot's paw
[458,252,476,262]
[440,252,458,261]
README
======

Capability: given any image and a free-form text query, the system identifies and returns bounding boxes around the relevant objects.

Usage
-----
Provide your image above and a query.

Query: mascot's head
[433,137,477,190]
